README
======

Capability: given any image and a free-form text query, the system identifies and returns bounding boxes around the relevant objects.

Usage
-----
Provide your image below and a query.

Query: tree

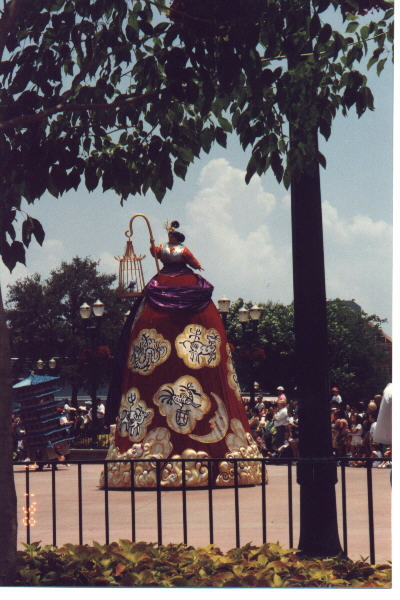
[226,298,390,402]
[226,299,296,394]
[6,257,129,401]
[326,299,390,403]
[0,1,393,269]
[0,0,393,580]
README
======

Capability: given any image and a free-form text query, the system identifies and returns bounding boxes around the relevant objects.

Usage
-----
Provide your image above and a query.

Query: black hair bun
[171,220,180,229]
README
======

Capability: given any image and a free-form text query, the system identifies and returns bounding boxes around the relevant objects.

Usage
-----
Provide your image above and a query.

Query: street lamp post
[79,299,105,447]
[217,296,231,327]
[36,357,57,374]
[238,305,262,409]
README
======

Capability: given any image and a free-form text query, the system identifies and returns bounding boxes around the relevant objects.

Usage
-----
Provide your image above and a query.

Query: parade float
[101,215,265,489]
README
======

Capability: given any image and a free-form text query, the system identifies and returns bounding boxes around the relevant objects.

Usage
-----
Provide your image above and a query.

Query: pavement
[13,461,392,565]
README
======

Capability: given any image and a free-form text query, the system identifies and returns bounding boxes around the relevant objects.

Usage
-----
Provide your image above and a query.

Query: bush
[14,540,391,587]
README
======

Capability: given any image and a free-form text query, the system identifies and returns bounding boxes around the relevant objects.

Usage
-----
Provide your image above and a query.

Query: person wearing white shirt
[374,383,392,445]
[273,391,289,449]
[330,387,342,406]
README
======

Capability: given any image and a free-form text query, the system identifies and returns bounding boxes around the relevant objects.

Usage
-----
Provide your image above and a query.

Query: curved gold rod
[125,213,160,274]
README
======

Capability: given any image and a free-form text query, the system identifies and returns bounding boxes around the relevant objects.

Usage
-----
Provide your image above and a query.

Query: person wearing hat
[276,386,287,404]
[330,386,342,407]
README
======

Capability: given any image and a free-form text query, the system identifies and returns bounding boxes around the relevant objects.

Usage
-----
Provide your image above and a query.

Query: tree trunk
[0,286,17,585]
[288,1,342,557]
[291,161,343,556]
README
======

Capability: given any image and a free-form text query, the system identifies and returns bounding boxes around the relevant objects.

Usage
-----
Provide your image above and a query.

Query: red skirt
[103,271,265,488]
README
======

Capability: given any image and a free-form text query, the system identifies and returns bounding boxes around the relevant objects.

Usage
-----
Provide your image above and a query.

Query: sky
[0,34,395,343]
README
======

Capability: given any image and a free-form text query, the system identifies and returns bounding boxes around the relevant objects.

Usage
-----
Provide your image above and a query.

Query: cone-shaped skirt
[102,265,265,488]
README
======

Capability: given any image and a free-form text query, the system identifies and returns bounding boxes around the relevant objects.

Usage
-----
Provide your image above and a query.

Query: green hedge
[14,540,391,587]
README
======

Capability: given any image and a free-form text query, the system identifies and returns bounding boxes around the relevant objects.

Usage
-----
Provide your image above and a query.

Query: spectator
[95,398,106,433]
[332,417,349,458]
[344,404,353,422]
[349,413,363,460]
[273,391,289,450]
[367,400,378,418]
[368,413,377,445]
[275,427,292,457]
[373,394,382,412]
[58,407,74,428]
[262,408,276,454]
[371,442,384,468]
[63,398,77,417]
[255,434,268,457]
[287,421,299,458]
[276,386,287,404]
[330,386,342,407]
[374,383,392,446]
[254,396,265,414]
[357,401,366,420]
[249,414,260,439]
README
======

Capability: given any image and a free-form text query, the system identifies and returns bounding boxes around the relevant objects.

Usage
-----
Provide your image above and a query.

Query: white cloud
[0,159,392,336]
[184,159,292,305]
[322,200,392,324]
[181,162,392,331]
[98,251,118,276]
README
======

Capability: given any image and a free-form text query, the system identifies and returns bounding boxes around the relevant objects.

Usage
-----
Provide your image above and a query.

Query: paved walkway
[13,463,391,565]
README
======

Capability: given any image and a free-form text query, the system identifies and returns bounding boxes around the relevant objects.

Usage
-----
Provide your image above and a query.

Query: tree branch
[0,90,161,132]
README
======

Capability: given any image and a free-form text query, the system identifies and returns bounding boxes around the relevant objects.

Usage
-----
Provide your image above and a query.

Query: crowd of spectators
[12,397,107,461]
[13,385,391,469]
[329,385,392,467]
[244,384,392,468]
[244,386,300,460]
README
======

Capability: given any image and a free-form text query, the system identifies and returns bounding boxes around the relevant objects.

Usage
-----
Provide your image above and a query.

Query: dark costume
[102,238,264,488]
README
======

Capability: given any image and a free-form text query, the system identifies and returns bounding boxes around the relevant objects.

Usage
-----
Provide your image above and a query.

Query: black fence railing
[14,456,391,565]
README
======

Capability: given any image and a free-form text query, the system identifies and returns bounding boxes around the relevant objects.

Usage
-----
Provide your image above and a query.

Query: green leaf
[377,58,387,76]
[22,219,33,247]
[245,153,258,184]
[215,127,227,148]
[309,13,321,39]
[318,24,332,45]
[346,22,359,34]
[85,165,99,192]
[2,240,26,271]
[360,25,370,40]
[31,218,45,246]
[270,151,283,182]
[173,158,188,180]
[217,116,233,133]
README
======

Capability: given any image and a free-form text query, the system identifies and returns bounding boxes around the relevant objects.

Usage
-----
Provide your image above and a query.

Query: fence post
[366,461,376,565]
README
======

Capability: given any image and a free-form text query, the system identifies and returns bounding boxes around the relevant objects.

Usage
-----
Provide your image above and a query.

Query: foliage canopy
[0,0,393,271]
[226,297,390,402]
[6,257,129,399]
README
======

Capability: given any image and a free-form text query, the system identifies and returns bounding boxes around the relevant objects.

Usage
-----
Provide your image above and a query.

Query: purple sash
[146,267,213,312]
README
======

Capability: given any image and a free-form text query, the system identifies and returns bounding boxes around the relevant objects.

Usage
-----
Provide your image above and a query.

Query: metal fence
[14,456,391,565]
